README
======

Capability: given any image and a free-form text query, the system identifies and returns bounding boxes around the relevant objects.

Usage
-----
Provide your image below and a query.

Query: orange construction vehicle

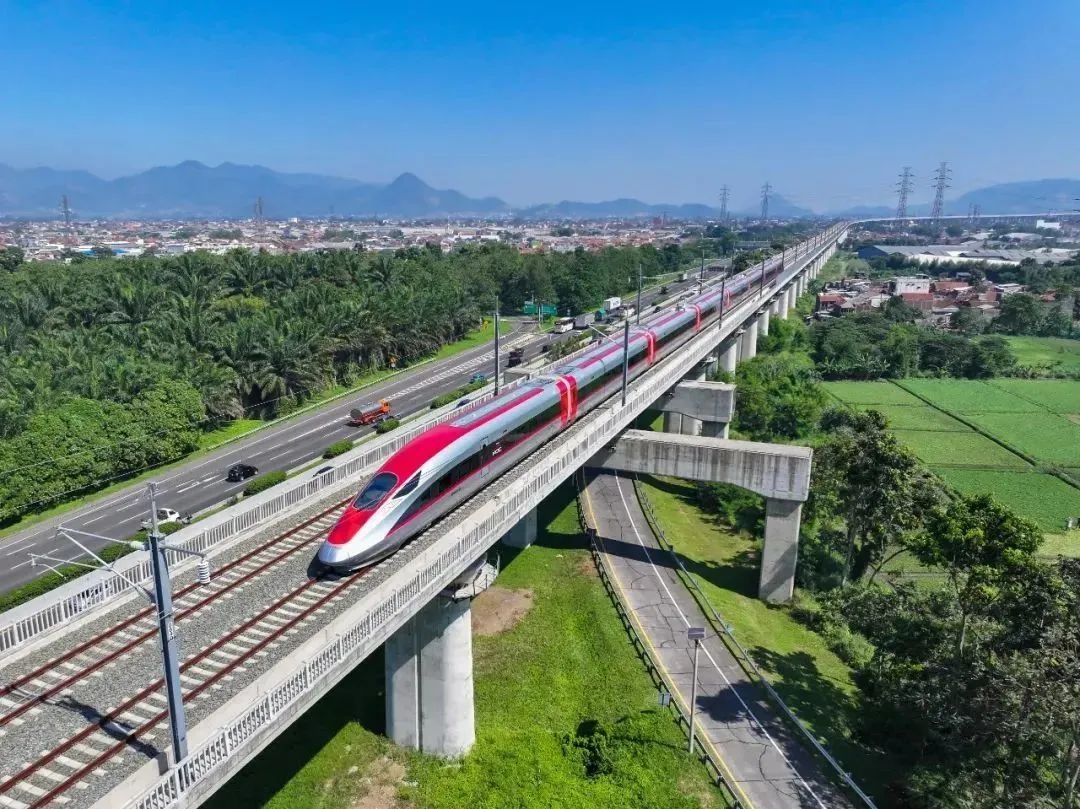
[348,399,391,426]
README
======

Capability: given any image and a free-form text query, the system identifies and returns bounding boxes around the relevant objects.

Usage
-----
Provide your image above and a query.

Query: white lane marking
[176,481,201,494]
[200,474,220,484]
[81,513,109,526]
[11,559,34,569]
[4,540,36,556]
[610,473,826,809]
[114,499,142,512]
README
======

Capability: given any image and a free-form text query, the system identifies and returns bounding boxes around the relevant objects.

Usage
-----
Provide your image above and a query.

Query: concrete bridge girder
[589,431,812,603]
[657,380,735,439]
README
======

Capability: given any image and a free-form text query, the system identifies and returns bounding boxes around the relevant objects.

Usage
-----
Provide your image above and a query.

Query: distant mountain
[948,179,1080,216]
[829,204,896,218]
[0,162,508,218]
[521,193,813,220]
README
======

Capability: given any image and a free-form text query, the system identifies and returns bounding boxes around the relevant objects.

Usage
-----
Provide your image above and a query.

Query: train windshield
[353,473,398,510]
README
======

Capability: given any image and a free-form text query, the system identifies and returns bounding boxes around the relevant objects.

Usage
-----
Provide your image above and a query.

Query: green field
[1005,336,1080,372]
[636,476,894,799]
[931,468,1080,534]
[891,429,1030,469]
[823,381,923,406]
[206,487,724,809]
[854,404,968,432]
[898,379,1036,413]
[987,379,1080,415]
[827,379,1080,542]
[964,411,1080,468]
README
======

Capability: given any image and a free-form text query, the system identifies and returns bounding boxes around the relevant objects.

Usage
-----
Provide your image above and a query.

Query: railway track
[0,497,350,743]
[0,566,361,808]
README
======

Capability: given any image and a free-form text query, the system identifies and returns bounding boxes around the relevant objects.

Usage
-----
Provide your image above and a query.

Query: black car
[227,463,258,482]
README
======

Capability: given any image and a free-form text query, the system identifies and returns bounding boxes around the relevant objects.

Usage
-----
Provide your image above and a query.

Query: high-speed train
[317,257,780,570]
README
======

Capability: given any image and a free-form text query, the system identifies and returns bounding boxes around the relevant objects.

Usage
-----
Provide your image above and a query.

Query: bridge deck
[582,471,850,809]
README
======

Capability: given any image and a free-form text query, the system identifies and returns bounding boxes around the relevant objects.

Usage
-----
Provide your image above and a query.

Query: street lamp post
[493,299,500,396]
[584,322,631,406]
[687,626,705,754]
[636,262,642,326]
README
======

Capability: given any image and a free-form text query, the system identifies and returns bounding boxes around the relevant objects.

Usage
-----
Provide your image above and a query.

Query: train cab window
[353,473,397,510]
[393,473,421,499]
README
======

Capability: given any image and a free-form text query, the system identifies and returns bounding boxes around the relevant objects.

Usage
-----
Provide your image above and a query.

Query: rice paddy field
[824,378,1080,540]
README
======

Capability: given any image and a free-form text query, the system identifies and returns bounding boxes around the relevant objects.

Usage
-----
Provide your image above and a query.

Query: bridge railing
[120,227,845,809]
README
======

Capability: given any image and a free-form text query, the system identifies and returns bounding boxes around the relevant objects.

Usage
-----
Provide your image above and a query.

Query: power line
[930,161,951,222]
[895,167,914,223]
[760,182,771,221]
[718,185,730,222]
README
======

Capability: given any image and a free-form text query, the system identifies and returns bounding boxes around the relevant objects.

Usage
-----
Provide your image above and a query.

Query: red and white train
[317,259,779,570]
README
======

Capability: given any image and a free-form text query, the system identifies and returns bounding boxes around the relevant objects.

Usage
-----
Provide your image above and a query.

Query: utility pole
[699,246,705,294]
[148,482,189,763]
[636,263,642,326]
[493,299,500,395]
[930,161,951,223]
[760,182,771,221]
[717,277,726,331]
[895,167,914,224]
[621,318,630,407]
[718,185,730,223]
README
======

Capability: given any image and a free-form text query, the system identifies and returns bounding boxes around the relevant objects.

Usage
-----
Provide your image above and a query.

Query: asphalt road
[584,471,849,809]
[0,270,722,595]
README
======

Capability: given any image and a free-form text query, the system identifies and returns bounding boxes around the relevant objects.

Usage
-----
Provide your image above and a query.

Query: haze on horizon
[2,0,1078,212]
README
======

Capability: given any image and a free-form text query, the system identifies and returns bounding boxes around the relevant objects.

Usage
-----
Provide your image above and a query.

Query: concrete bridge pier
[776,289,789,319]
[591,431,812,602]
[758,306,771,337]
[385,595,475,758]
[719,339,737,376]
[501,506,538,548]
[657,380,735,439]
[739,319,758,362]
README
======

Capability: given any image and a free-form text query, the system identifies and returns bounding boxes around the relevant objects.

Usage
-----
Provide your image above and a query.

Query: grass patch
[635,475,895,801]
[930,467,1080,537]
[856,403,968,432]
[891,429,1031,469]
[1004,335,1080,372]
[963,411,1080,468]
[205,485,724,809]
[897,379,1037,414]
[987,379,1080,415]
[197,419,263,449]
[822,381,923,406]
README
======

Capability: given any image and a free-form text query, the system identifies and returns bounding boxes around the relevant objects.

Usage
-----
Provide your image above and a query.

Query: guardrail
[631,474,876,808]
[119,226,846,809]
[573,472,747,808]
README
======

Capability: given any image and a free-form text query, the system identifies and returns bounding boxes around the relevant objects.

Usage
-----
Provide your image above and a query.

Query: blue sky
[2,0,1078,210]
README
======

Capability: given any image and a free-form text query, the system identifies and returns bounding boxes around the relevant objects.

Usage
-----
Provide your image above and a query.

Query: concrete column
[719,340,737,375]
[777,289,789,319]
[759,499,802,603]
[700,420,730,439]
[739,319,758,362]
[501,506,537,548]
[758,307,771,337]
[769,297,779,316]
[663,411,684,434]
[386,597,476,757]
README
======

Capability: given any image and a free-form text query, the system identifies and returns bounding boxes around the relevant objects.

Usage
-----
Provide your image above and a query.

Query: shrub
[323,439,354,459]
[243,470,287,496]
[430,379,487,409]
[374,418,401,434]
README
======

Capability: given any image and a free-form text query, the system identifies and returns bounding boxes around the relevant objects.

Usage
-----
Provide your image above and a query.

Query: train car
[317,258,771,570]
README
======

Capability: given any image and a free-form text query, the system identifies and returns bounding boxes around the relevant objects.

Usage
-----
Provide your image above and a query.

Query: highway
[0,271,718,595]
[583,470,850,809]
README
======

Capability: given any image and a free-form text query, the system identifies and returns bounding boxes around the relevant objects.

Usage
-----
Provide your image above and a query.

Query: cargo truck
[602,296,622,312]
[574,312,595,329]
[348,399,391,426]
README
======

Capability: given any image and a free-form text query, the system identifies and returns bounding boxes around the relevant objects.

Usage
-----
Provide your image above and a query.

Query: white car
[141,508,181,530]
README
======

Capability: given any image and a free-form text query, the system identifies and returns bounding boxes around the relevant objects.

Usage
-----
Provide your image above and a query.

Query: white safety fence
[122,227,844,809]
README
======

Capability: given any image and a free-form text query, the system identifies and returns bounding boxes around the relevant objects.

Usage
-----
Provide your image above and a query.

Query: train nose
[317,542,354,568]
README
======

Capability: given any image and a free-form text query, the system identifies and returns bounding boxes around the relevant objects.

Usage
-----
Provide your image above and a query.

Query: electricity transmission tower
[254,196,264,224]
[895,167,914,223]
[59,195,73,232]
[930,162,951,222]
[760,182,771,221]
[718,185,730,222]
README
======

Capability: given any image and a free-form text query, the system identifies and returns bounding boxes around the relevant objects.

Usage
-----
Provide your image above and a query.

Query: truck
[348,399,391,426]
[573,312,595,330]
[506,347,526,367]
[602,296,622,312]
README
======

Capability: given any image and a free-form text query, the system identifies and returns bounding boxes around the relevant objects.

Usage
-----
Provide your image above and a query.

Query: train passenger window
[393,473,421,498]
[353,473,397,510]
